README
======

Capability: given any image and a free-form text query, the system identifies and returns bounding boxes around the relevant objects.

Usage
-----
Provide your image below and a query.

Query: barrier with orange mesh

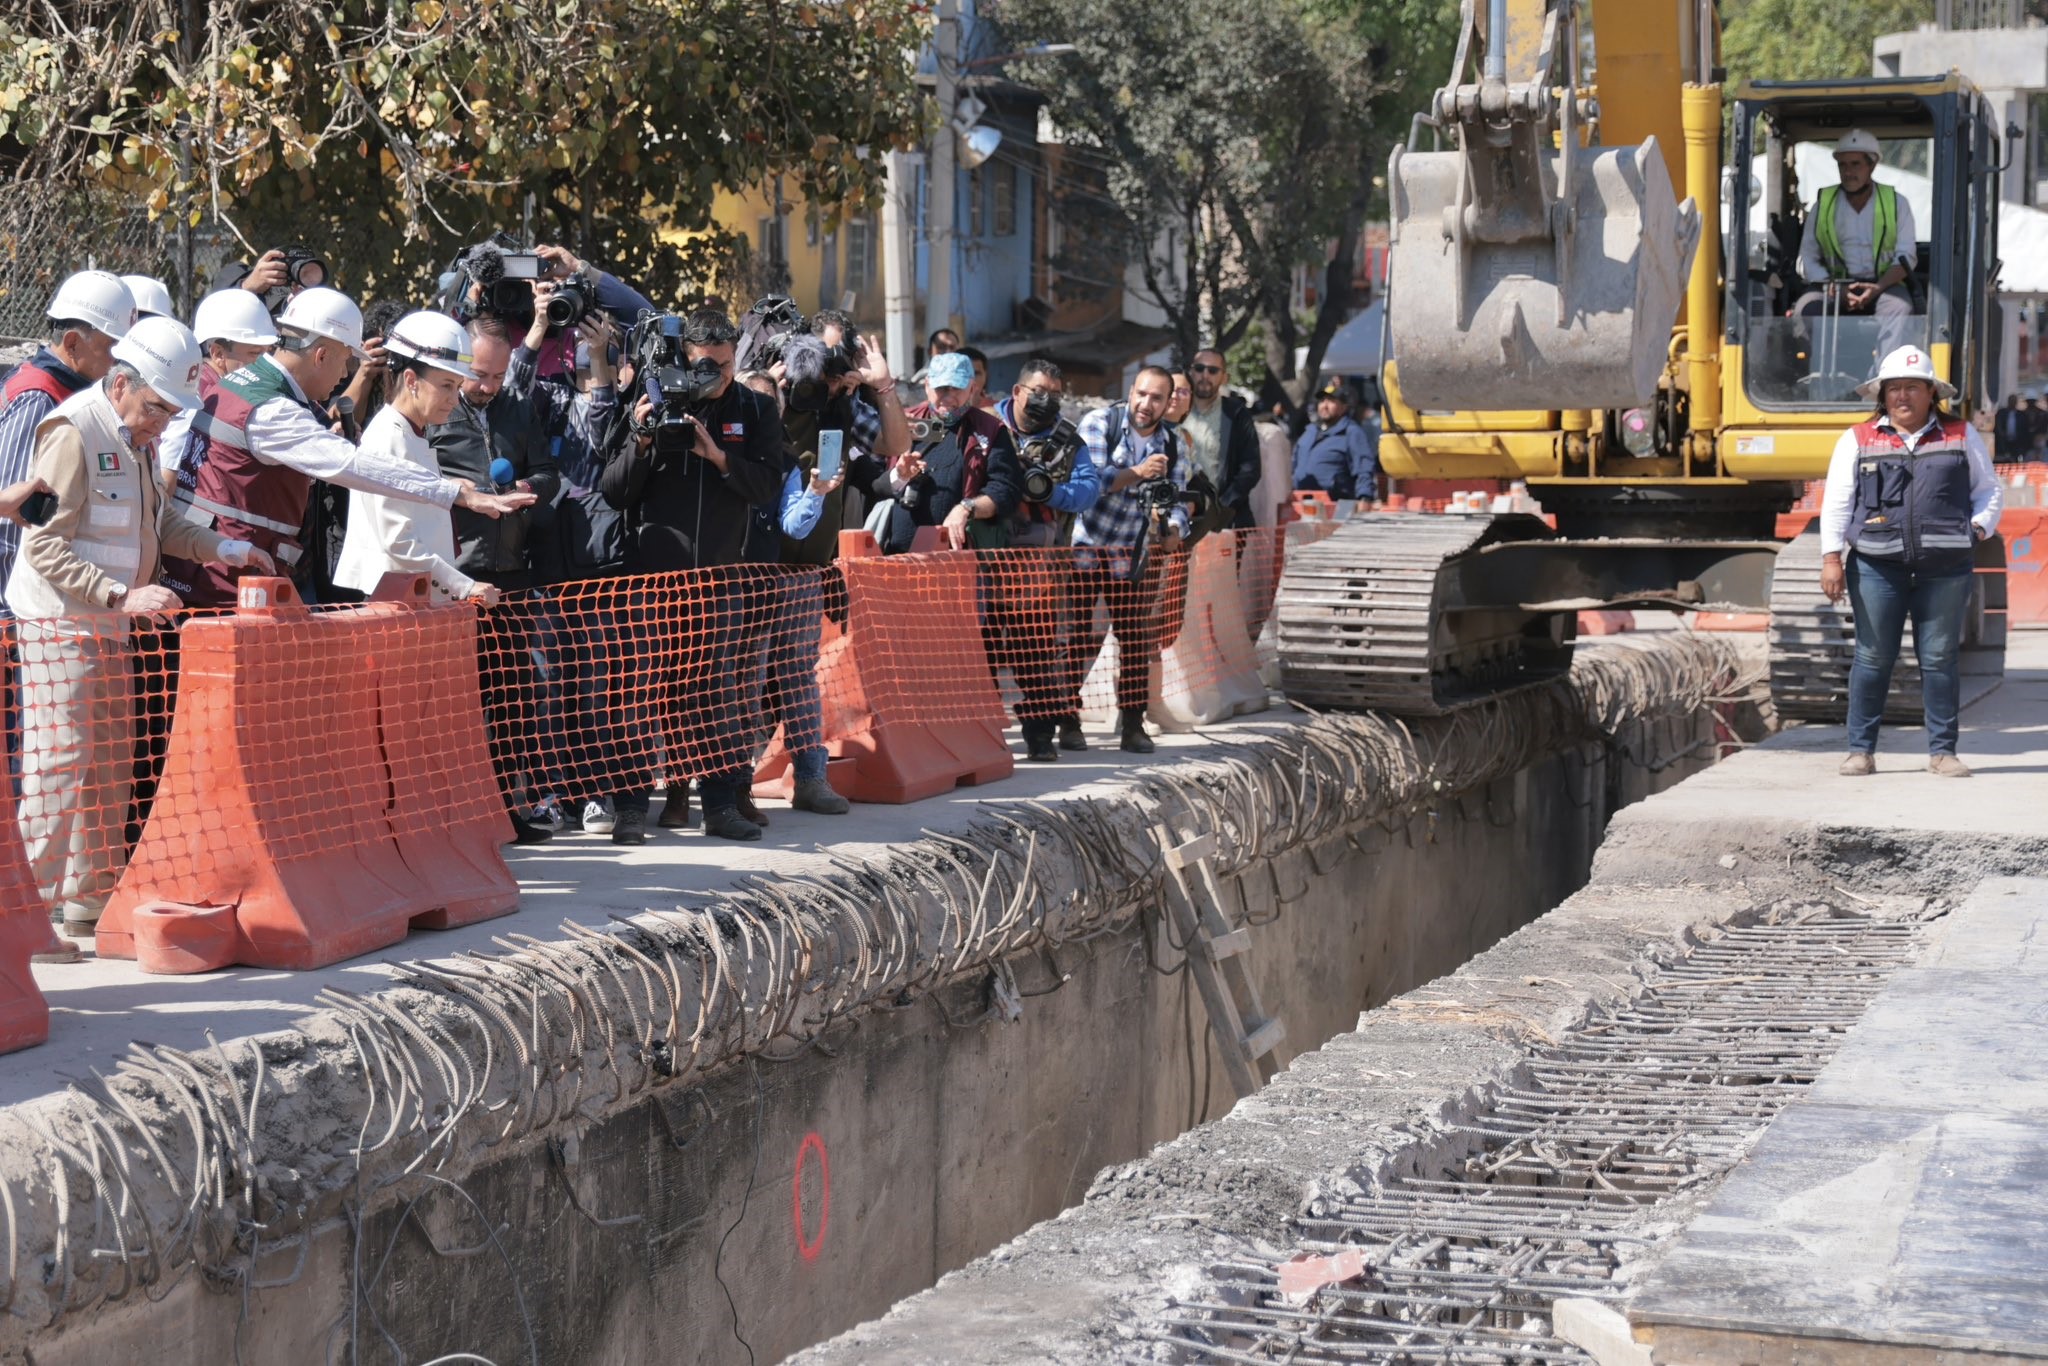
[0,527,1316,1000]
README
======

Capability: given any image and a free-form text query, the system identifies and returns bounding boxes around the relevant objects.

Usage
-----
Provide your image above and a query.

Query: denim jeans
[1845,553,1973,755]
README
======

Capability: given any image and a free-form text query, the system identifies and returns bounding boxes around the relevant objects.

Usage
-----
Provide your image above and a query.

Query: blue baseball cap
[928,352,975,390]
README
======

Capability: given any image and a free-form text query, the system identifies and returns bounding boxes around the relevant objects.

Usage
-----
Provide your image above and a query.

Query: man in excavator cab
[1791,129,1918,358]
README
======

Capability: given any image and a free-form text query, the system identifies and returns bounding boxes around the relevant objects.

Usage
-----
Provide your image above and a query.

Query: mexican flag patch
[95,450,122,475]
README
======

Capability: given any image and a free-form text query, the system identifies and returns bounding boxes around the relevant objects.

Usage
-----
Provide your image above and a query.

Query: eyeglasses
[1189,363,1224,375]
[138,391,181,421]
[1172,385,1192,396]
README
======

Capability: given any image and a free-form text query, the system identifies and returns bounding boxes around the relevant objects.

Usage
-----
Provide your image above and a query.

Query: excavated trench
[0,634,1765,1366]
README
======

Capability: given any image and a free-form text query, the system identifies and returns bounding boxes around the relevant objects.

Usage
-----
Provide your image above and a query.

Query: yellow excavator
[1278,0,2009,720]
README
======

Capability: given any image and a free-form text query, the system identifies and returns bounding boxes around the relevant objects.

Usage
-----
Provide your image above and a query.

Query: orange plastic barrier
[1575,610,1635,636]
[0,790,50,1054]
[811,532,1014,803]
[2004,506,2048,628]
[1291,490,1336,520]
[1691,612,1770,632]
[96,577,516,971]
[1776,510,1819,539]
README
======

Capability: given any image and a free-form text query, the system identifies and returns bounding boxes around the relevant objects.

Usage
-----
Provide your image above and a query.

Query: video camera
[442,235,586,333]
[1017,418,1083,504]
[629,313,725,459]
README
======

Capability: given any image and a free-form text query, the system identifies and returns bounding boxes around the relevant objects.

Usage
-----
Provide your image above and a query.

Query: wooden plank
[1241,1017,1287,1061]
[1162,832,1218,871]
[1205,927,1252,960]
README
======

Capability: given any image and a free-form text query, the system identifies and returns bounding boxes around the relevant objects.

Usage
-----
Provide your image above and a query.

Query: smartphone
[19,491,57,527]
[817,429,844,483]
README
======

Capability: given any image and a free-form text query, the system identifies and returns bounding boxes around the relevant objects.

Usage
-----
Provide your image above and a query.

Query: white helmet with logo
[1835,129,1882,162]
[111,316,205,410]
[191,289,281,347]
[46,270,135,340]
[1857,345,1956,401]
[383,310,475,380]
[120,274,176,319]
[275,286,366,358]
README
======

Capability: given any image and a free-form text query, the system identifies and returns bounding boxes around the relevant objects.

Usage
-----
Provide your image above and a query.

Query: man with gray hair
[7,317,272,953]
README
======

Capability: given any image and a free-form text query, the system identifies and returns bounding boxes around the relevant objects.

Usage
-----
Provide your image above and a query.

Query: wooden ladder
[1156,826,1285,1099]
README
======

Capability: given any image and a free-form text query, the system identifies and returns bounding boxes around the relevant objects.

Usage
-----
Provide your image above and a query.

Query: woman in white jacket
[335,311,512,605]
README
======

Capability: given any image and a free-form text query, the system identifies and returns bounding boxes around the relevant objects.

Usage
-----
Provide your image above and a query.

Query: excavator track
[1768,527,2008,724]
[1277,513,1573,716]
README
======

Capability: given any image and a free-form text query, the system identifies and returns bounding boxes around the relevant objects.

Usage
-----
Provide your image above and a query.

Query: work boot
[611,807,647,846]
[792,778,851,814]
[508,810,555,845]
[1119,708,1155,755]
[1928,753,1974,778]
[1057,716,1088,751]
[736,792,771,829]
[657,788,694,829]
[702,806,764,841]
[31,937,81,965]
[1838,752,1875,777]
[1025,731,1060,763]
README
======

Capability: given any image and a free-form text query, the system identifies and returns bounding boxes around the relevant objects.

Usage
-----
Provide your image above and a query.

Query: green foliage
[0,0,928,304]
[1721,0,1932,88]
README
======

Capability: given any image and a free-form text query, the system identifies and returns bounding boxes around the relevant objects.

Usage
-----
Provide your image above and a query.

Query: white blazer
[334,404,479,602]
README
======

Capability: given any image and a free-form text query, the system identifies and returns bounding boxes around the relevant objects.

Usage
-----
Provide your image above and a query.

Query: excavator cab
[1724,80,2001,416]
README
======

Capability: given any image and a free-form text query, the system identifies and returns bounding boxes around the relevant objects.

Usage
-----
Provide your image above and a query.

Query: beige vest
[7,386,158,618]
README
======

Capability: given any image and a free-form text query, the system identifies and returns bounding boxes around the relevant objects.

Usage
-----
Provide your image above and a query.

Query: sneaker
[1838,752,1875,777]
[530,795,566,831]
[508,810,555,845]
[1118,709,1155,755]
[1025,732,1059,763]
[791,778,851,814]
[582,799,617,835]
[702,806,764,841]
[1928,753,1974,778]
[1057,717,1088,752]
[735,792,771,829]
[657,789,694,829]
[611,807,647,846]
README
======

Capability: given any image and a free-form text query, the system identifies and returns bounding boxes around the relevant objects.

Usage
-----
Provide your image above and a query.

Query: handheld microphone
[489,457,517,494]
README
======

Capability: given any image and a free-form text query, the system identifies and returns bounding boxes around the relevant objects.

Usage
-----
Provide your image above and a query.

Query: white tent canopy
[1298,299,1384,376]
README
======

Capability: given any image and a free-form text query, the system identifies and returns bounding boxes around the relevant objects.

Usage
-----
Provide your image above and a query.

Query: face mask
[1021,389,1061,431]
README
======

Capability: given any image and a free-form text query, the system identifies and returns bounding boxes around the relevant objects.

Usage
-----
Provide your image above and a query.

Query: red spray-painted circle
[793,1131,831,1262]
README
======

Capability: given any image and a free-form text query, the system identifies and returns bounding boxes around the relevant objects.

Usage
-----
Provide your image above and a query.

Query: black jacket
[429,392,562,588]
[599,380,786,572]
[1210,393,1265,528]
[882,408,1021,553]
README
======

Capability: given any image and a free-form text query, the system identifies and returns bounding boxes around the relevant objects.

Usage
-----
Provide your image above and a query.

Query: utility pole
[882,151,919,370]
[928,0,959,343]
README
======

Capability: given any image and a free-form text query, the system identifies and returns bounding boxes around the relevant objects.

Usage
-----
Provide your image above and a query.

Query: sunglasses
[1189,363,1223,375]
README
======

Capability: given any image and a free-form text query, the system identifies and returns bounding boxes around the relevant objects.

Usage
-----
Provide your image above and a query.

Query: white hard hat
[1857,345,1956,401]
[46,270,134,340]
[1835,129,1882,162]
[383,310,476,380]
[120,274,176,319]
[275,286,366,358]
[191,289,281,347]
[111,316,205,410]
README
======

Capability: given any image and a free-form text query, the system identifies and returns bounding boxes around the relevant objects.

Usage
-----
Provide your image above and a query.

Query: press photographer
[995,359,1097,548]
[1063,366,1192,754]
[439,238,653,376]
[887,351,1019,554]
[770,329,914,564]
[598,309,783,845]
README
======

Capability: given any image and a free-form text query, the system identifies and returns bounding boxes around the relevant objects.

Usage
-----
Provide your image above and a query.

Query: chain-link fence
[0,188,177,343]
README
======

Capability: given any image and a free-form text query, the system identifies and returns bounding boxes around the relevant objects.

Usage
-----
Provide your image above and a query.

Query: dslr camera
[629,314,725,459]
[543,271,594,332]
[1017,417,1082,504]
[1135,476,1210,522]
[249,245,327,311]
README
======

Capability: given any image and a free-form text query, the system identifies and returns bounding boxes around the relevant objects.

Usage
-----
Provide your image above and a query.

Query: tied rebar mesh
[1133,911,1926,1365]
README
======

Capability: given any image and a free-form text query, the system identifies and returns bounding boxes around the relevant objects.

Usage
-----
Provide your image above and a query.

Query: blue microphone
[489,457,517,494]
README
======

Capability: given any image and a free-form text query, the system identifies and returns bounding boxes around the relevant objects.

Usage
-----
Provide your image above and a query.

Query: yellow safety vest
[1815,183,1899,281]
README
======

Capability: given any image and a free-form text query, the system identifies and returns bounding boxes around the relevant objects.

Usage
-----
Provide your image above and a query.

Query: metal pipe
[1485,0,1508,79]
[1682,81,1724,456]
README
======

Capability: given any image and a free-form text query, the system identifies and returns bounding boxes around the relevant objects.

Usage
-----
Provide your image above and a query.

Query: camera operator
[1064,365,1191,754]
[992,359,1100,762]
[773,326,913,564]
[219,246,329,312]
[598,309,784,845]
[160,287,534,608]
[886,351,1019,554]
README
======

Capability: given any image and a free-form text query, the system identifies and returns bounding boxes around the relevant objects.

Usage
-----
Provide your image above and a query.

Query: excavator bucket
[1389,134,1700,413]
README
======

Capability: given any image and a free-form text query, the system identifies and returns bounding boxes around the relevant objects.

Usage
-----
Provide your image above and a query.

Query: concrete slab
[8,715,1305,1111]
[1611,633,2048,843]
[1629,876,2048,1363]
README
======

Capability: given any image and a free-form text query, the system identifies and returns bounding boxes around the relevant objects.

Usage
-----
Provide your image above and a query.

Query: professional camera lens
[285,249,327,290]
[546,274,592,330]
[1022,466,1057,503]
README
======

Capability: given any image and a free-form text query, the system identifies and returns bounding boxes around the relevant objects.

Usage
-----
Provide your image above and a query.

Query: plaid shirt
[848,390,883,453]
[1072,405,1189,573]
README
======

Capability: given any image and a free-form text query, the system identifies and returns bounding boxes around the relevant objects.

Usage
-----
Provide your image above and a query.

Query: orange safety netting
[0,525,1314,984]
